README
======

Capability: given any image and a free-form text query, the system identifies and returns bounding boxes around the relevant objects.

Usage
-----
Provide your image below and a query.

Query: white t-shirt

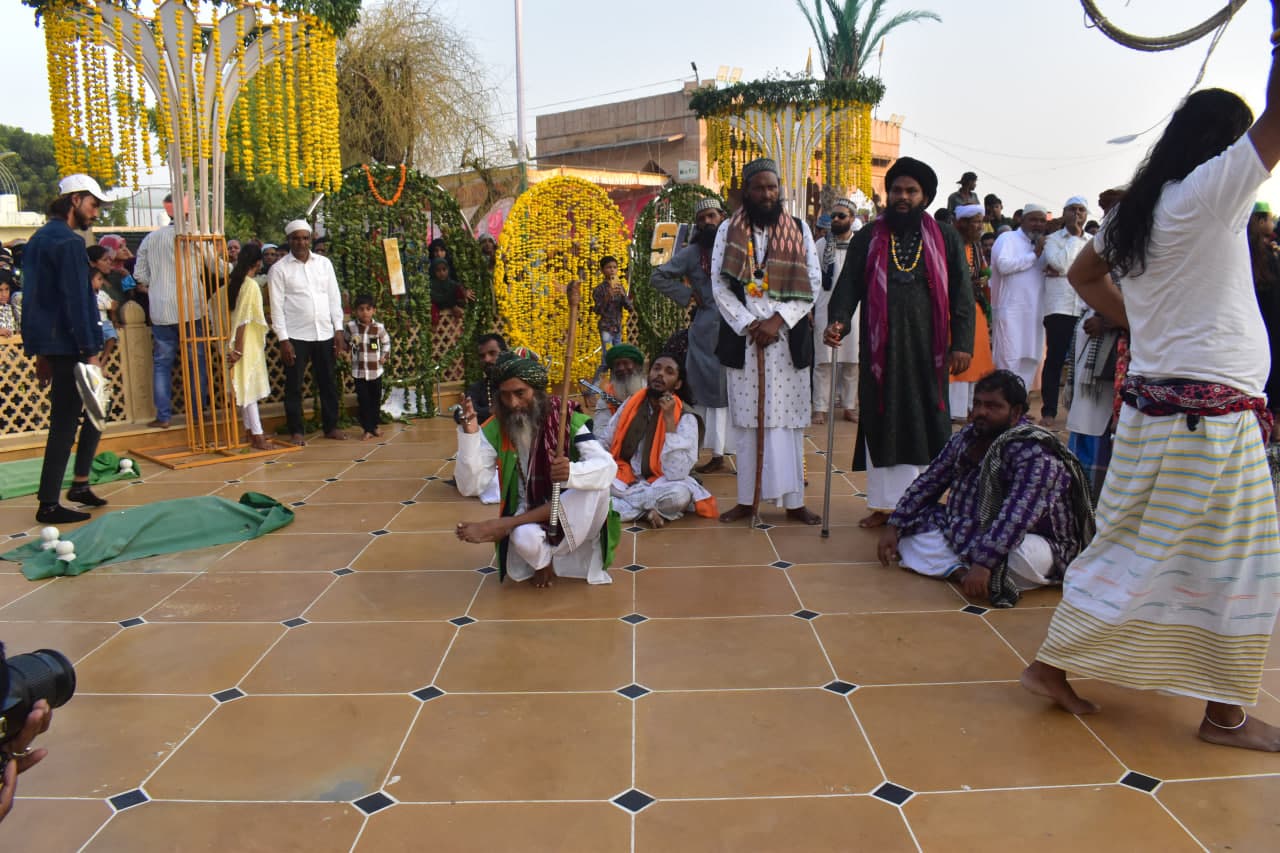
[96,288,113,323]
[1096,135,1271,395]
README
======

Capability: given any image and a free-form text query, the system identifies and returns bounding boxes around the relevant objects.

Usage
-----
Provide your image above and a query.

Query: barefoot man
[455,352,620,587]
[595,353,717,528]
[1024,7,1280,752]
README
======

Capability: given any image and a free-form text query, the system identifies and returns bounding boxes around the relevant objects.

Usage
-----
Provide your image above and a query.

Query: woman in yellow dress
[226,245,272,450]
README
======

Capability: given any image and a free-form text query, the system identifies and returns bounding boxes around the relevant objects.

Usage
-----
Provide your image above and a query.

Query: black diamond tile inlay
[324,477,340,483]
[476,566,498,574]
[117,617,145,628]
[426,475,439,481]
[771,560,793,569]
[621,613,648,625]
[290,501,307,508]
[961,604,989,615]
[212,687,245,703]
[833,469,846,474]
[823,680,858,696]
[617,683,651,700]
[400,499,417,506]
[412,685,445,702]
[8,532,28,539]
[872,781,914,806]
[450,616,476,627]
[755,523,774,531]
[265,460,278,465]
[130,479,145,484]
[333,568,354,576]
[612,788,656,813]
[625,525,644,533]
[109,788,149,811]
[353,791,396,815]
[370,529,390,536]
[622,563,646,573]
[792,609,819,620]
[1119,771,1161,793]
[354,458,367,463]
[225,479,241,484]
[282,617,309,628]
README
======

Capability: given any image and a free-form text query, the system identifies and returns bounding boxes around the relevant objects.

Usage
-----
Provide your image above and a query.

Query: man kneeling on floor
[876,370,1095,607]
[454,352,621,587]
[596,353,718,528]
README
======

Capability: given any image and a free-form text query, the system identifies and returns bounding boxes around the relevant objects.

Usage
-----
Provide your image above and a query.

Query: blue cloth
[152,319,208,421]
[19,219,102,357]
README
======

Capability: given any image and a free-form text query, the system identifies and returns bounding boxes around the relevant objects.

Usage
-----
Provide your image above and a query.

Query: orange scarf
[608,393,717,517]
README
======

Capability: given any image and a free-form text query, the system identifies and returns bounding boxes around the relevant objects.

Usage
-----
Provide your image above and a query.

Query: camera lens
[2,649,76,745]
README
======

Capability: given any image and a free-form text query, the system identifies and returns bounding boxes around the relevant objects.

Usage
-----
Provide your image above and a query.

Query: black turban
[885,157,939,206]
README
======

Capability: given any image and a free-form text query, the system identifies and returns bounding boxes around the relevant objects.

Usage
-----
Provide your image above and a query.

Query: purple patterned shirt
[888,422,1081,574]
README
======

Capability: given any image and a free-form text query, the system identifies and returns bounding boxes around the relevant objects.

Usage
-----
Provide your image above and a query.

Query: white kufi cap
[284,219,312,236]
[954,204,985,219]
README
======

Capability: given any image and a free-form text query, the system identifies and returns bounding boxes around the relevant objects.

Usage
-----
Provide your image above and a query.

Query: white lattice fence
[0,340,128,434]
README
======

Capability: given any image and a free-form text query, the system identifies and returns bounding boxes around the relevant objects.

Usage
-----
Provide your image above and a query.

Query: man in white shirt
[812,199,859,424]
[990,204,1049,389]
[268,219,348,444]
[1039,196,1091,427]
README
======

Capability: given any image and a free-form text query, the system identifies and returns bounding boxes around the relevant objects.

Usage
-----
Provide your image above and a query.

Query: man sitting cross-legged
[455,352,621,588]
[876,370,1095,607]
[595,353,718,529]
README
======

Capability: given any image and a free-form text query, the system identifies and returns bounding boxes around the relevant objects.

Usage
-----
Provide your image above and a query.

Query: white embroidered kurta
[990,229,1046,379]
[595,401,712,521]
[455,424,617,584]
[1041,229,1089,317]
[813,236,859,365]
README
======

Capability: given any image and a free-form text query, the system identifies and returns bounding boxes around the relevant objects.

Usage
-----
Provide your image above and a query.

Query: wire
[901,127,1124,164]
[490,76,690,121]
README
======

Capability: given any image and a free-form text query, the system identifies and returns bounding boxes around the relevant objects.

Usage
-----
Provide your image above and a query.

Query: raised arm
[1249,0,1280,170]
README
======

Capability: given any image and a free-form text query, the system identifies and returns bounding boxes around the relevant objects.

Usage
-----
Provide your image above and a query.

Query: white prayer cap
[832,198,855,211]
[284,219,312,236]
[1063,196,1089,210]
[954,204,985,220]
[1022,203,1049,215]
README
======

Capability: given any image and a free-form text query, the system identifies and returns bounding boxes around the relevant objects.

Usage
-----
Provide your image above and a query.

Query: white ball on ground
[41,541,58,551]
[41,526,59,541]
[55,540,75,556]
[119,459,134,471]
[56,552,76,563]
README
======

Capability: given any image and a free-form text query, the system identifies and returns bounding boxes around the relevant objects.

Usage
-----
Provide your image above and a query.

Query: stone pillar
[117,300,155,423]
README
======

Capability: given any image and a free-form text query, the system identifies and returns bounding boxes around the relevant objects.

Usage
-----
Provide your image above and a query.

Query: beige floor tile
[0,797,112,851]
[787,562,964,614]
[306,478,429,504]
[413,481,473,502]
[0,574,192,621]
[637,797,916,853]
[145,460,269,482]
[288,441,372,460]
[0,506,41,537]
[84,802,364,853]
[436,619,632,692]
[984,607,1056,664]
[1158,776,1280,852]
[363,441,454,461]
[636,690,882,798]
[388,499,499,532]
[211,480,320,504]
[19,694,213,797]
[0,573,48,607]
[816,612,1026,685]
[76,622,285,694]
[338,460,440,480]
[305,571,482,621]
[954,582,1064,609]
[237,461,353,482]
[357,803,630,852]
[92,543,240,575]
[388,693,632,801]
[906,787,1202,852]
[283,502,403,534]
[145,572,333,622]
[635,565,802,617]
[146,695,418,800]
[854,682,1124,791]
[636,616,833,689]
[353,531,493,571]
[1074,682,1280,781]
[769,525,879,565]
[468,572,636,620]
[102,482,221,504]
[242,621,456,693]
[211,532,371,572]
[1264,669,1280,698]
[0,620,121,661]
[635,528,776,567]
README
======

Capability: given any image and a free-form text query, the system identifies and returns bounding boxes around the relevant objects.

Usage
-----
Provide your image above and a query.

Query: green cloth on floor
[0,451,140,501]
[1,492,294,580]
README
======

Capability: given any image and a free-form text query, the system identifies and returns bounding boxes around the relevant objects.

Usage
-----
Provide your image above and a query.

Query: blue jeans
[152,320,208,422]
[599,329,621,369]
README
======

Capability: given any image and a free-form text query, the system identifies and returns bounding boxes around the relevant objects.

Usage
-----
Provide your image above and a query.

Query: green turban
[605,343,645,368]
[493,350,548,389]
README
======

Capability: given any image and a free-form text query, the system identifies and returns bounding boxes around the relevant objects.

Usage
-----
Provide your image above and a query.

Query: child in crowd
[0,273,19,337]
[591,255,632,364]
[429,257,473,324]
[225,244,272,450]
[90,269,117,362]
[345,294,391,441]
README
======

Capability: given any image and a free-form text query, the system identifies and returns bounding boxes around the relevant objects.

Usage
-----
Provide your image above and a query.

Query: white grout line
[1152,796,1211,853]
[346,815,371,853]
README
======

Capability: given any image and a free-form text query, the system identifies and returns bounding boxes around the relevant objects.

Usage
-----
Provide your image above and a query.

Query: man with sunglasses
[812,200,860,424]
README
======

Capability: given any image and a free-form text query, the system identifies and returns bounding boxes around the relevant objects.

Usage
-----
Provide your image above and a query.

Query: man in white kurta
[813,200,859,424]
[990,205,1048,389]
[711,158,823,523]
[1039,197,1091,426]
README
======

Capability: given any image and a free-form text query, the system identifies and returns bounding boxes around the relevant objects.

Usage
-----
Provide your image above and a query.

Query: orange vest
[608,393,717,518]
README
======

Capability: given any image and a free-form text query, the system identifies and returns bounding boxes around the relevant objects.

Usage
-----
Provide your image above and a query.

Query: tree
[0,124,127,225]
[336,0,499,174]
[223,171,314,243]
[796,0,940,81]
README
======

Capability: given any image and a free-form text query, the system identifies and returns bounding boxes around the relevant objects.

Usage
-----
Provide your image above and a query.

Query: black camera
[1,645,76,747]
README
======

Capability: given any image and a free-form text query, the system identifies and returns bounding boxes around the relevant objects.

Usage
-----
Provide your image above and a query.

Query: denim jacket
[20,219,102,357]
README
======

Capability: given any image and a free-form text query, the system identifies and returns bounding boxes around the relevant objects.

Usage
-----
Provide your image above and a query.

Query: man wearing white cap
[268,219,348,444]
[812,198,859,424]
[1038,196,1091,427]
[990,203,1049,390]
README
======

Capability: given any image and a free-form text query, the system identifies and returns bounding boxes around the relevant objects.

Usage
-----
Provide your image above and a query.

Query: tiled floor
[2,417,1278,851]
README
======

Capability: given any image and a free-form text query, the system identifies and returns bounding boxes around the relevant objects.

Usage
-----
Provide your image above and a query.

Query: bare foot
[324,429,348,441]
[719,503,754,523]
[290,433,307,446]
[532,565,555,588]
[249,434,272,451]
[1019,662,1100,715]
[456,519,508,544]
[1198,707,1280,752]
[859,510,891,529]
[645,509,667,529]
[842,409,858,423]
[812,411,827,425]
[695,455,725,474]
[786,506,821,525]
[1039,414,1057,429]
[361,432,376,442]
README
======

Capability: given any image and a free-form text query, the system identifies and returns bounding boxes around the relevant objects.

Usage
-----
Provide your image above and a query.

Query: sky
[2,0,1278,215]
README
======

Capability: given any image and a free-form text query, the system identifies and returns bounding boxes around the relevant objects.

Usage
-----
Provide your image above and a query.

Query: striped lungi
[1036,406,1280,705]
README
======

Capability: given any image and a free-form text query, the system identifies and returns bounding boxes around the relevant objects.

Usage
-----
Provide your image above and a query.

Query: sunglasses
[830,213,850,220]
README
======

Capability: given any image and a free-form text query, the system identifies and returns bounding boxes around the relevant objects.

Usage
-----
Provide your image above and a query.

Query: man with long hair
[824,157,975,528]
[1024,5,1280,752]
[455,352,620,588]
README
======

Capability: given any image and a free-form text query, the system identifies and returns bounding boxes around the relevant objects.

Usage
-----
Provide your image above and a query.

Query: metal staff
[549,281,581,536]
[752,341,766,525]
[820,336,841,538]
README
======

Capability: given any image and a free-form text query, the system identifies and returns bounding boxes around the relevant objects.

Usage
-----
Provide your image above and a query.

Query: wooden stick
[549,280,581,535]
[752,341,766,524]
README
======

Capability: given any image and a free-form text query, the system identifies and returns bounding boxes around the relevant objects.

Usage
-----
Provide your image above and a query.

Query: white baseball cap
[57,174,127,203]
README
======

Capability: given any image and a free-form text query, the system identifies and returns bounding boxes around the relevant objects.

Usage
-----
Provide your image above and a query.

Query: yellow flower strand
[132,18,153,174]
[281,19,297,187]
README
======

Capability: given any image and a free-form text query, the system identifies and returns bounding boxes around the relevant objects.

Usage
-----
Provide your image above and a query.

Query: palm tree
[796,0,941,81]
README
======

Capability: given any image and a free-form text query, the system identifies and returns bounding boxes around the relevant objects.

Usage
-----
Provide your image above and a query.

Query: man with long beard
[651,197,733,472]
[812,199,860,424]
[455,352,620,588]
[711,158,823,524]
[824,157,975,528]
[596,354,718,528]
[586,344,647,416]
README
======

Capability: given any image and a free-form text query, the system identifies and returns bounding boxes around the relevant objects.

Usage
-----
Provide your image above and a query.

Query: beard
[884,204,925,234]
[743,196,783,228]
[613,372,646,399]
[829,218,852,238]
[694,223,718,249]
[971,416,1015,440]
[497,393,549,454]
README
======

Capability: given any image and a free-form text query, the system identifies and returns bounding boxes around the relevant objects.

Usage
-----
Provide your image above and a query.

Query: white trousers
[949,383,973,418]
[731,425,805,509]
[611,479,694,522]
[897,528,1055,591]
[865,448,922,513]
[506,487,612,584]
[241,402,262,435]
[999,358,1039,392]
[813,362,859,413]
[695,405,732,456]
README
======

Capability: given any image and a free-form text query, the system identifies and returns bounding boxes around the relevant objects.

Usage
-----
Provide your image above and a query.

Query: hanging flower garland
[363,163,408,207]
